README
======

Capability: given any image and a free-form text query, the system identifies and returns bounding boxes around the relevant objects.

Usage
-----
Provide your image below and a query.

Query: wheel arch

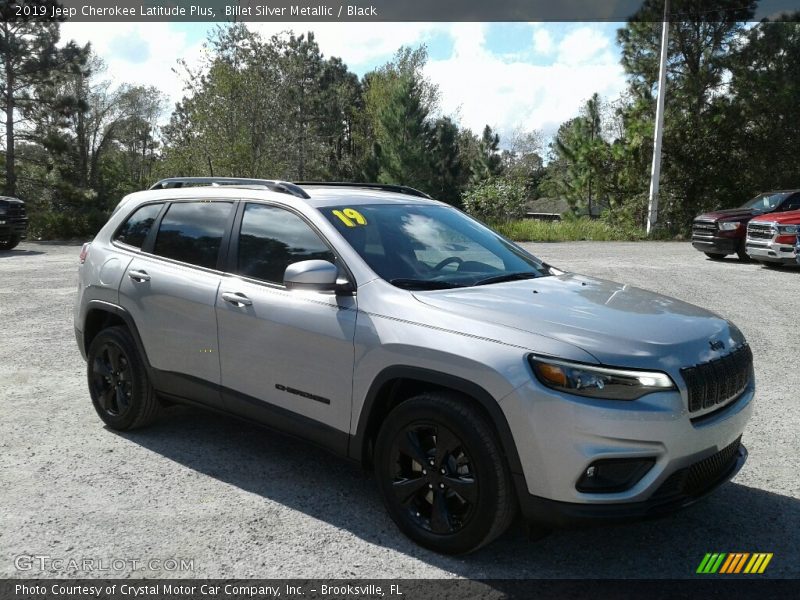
[82,301,152,373]
[350,366,526,480]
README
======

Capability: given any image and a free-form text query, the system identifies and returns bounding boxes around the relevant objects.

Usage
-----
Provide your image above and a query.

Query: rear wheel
[87,326,159,430]
[0,235,20,250]
[705,252,726,260]
[374,392,516,554]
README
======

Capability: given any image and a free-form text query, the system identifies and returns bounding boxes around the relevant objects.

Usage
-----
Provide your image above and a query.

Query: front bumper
[0,219,28,240]
[516,443,746,527]
[691,236,738,255]
[500,374,754,526]
[745,239,797,264]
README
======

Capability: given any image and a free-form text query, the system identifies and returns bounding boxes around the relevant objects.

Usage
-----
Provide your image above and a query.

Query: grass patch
[494,218,648,242]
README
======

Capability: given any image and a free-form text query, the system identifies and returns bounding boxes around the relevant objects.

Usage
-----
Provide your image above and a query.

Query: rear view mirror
[283,260,339,292]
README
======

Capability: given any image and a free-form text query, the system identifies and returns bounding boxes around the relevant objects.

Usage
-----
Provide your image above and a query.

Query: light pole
[647,0,670,235]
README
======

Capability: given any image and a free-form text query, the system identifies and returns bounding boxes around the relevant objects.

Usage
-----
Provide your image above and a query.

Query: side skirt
[151,369,351,459]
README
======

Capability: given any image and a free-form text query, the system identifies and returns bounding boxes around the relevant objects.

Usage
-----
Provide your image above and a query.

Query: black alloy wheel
[90,341,133,417]
[391,423,478,535]
[375,393,517,554]
[86,326,159,430]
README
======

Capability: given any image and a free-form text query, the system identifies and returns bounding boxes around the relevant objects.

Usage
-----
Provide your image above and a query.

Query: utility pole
[647,0,670,235]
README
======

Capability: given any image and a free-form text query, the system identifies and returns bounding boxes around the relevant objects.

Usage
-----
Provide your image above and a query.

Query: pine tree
[0,2,88,196]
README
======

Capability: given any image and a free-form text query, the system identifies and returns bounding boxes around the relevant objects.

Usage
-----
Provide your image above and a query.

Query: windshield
[321,203,550,289]
[741,192,790,212]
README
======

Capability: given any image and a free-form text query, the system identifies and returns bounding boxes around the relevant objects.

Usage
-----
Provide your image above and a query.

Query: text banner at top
[3,0,799,22]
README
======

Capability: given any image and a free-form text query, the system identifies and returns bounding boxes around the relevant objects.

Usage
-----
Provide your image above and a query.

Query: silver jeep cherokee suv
[74,178,754,554]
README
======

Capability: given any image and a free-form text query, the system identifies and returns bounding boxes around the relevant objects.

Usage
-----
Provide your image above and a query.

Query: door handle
[128,270,150,282]
[222,292,253,307]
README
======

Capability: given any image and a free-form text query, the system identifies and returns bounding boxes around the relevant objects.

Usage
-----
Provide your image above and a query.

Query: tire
[736,245,750,261]
[86,326,159,430]
[705,252,726,260]
[374,392,517,554]
[0,235,20,250]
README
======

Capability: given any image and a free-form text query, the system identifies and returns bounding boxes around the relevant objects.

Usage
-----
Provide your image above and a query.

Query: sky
[59,21,629,147]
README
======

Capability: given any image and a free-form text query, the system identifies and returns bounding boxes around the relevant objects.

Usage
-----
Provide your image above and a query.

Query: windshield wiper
[473,271,540,286]
[390,278,466,290]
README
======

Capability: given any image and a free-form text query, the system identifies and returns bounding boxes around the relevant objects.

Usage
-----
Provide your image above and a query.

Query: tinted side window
[237,204,334,284]
[781,194,800,212]
[153,201,233,269]
[114,203,162,248]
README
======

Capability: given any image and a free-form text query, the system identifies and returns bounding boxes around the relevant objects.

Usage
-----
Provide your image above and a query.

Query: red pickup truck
[691,190,800,260]
[745,210,800,267]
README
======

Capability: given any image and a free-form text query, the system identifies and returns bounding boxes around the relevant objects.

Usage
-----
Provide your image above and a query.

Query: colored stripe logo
[697,553,773,574]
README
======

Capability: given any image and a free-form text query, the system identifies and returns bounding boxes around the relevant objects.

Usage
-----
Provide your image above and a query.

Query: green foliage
[8,12,800,243]
[616,0,758,228]
[365,50,435,190]
[0,2,89,196]
[462,177,527,223]
[724,15,800,195]
[546,94,612,217]
[494,218,647,243]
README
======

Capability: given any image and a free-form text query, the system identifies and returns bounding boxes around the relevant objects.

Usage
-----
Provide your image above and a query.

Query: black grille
[651,436,742,500]
[681,344,752,414]
[747,223,773,240]
[3,202,27,220]
[692,220,717,236]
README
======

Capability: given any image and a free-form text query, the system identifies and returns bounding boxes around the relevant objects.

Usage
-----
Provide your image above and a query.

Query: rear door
[118,199,236,402]
[215,202,357,442]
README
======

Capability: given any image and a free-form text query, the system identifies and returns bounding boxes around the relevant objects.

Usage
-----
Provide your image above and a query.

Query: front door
[215,202,357,441]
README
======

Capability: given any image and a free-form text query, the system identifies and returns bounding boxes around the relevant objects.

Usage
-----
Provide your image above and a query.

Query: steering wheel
[433,256,463,271]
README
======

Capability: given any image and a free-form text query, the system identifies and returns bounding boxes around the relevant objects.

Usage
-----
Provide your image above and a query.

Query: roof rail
[294,181,432,199]
[149,177,310,199]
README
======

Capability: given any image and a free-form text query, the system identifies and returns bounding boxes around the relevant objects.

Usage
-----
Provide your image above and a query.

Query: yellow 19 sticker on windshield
[332,208,368,227]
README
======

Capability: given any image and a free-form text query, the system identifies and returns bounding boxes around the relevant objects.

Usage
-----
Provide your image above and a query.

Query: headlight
[0,207,6,216]
[778,224,799,235]
[529,356,675,400]
[718,221,741,231]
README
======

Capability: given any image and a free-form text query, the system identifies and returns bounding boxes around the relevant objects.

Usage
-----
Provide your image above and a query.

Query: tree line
[1,0,799,239]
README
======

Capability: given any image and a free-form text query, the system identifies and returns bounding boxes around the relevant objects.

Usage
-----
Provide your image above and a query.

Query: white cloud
[532,27,554,55]
[556,26,616,66]
[247,22,439,66]
[426,24,626,143]
[60,22,206,114]
[59,21,627,146]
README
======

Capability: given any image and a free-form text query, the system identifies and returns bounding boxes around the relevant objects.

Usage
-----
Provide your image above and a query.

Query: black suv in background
[691,190,800,260]
[0,196,28,250]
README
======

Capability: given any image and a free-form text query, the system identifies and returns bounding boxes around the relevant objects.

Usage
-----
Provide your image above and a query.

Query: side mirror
[283,260,341,292]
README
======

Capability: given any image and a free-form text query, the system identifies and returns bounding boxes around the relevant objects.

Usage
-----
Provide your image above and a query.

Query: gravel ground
[0,241,798,580]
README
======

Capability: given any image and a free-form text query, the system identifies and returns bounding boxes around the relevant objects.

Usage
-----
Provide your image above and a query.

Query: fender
[350,365,526,480]
[81,300,154,374]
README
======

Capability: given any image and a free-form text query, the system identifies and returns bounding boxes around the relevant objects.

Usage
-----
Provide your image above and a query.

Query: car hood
[412,273,744,371]
[695,208,758,221]
[751,209,800,225]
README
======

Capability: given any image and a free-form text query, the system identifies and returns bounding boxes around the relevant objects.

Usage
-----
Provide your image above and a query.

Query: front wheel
[86,326,159,430]
[374,393,517,554]
[0,235,20,250]
[736,246,750,261]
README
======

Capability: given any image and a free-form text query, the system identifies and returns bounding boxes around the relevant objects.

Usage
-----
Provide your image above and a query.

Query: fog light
[576,458,655,493]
